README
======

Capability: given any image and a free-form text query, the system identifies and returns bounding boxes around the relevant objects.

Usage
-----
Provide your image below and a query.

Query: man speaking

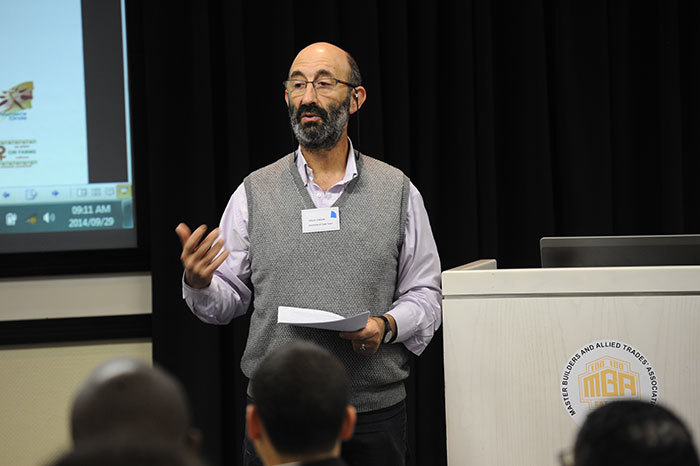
[176,42,441,466]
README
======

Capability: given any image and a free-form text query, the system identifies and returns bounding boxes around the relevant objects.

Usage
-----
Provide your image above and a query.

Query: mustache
[295,104,329,121]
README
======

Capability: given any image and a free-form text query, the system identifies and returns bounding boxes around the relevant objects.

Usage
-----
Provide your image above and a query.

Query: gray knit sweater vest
[242,151,411,412]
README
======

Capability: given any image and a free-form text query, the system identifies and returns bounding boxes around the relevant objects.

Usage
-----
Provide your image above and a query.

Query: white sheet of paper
[277,306,369,332]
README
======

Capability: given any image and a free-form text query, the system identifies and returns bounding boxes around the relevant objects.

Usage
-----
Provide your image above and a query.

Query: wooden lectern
[442,260,700,465]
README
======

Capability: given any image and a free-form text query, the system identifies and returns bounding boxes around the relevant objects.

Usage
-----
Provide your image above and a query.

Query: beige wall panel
[0,273,152,321]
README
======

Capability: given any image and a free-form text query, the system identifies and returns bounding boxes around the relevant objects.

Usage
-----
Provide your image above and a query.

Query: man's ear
[340,405,357,441]
[284,90,290,108]
[350,86,366,114]
[246,404,263,441]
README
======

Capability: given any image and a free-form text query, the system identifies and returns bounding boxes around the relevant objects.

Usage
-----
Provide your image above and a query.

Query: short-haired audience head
[573,400,700,466]
[70,358,201,452]
[247,341,356,462]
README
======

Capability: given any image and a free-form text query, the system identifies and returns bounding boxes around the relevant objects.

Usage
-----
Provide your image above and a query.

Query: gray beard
[288,94,351,151]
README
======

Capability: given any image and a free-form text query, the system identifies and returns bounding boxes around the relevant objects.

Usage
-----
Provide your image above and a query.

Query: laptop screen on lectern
[540,234,700,268]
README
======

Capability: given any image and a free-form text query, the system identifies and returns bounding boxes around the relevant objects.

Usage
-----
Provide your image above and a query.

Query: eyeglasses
[283,77,357,97]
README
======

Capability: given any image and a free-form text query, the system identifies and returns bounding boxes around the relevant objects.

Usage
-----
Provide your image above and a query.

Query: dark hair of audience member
[250,342,351,456]
[574,400,700,466]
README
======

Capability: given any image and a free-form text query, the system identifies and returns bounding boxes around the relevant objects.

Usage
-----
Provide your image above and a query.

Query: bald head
[70,358,196,449]
[289,42,361,86]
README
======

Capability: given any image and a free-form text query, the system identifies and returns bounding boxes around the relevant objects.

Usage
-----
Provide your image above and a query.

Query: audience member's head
[48,440,206,466]
[247,341,356,465]
[70,357,201,452]
[572,400,700,466]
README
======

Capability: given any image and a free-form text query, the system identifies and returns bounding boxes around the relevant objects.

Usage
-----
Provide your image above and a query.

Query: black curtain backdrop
[132,1,700,464]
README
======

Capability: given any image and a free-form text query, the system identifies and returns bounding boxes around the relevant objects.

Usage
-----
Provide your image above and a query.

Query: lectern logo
[561,340,658,425]
[579,356,640,408]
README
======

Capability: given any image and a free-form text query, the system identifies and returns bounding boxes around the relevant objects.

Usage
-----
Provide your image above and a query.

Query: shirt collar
[295,138,359,187]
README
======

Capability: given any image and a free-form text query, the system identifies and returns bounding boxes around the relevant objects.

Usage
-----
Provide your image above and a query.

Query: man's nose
[300,82,318,105]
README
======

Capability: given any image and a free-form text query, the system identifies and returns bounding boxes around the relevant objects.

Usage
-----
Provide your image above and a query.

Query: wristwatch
[378,315,395,344]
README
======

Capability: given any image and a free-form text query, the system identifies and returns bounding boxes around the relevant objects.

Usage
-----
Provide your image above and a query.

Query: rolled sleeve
[181,183,252,323]
[387,183,442,356]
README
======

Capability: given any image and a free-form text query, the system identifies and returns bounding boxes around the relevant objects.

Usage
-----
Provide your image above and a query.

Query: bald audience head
[70,358,200,451]
[49,441,206,466]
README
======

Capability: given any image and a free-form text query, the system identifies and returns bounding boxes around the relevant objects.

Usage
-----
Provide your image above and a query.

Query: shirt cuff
[386,305,430,356]
[182,273,212,298]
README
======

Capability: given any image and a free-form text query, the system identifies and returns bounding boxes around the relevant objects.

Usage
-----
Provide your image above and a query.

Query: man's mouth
[301,113,321,123]
[296,106,326,124]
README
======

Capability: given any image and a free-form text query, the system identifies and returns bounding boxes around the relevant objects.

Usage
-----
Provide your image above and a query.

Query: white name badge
[301,207,340,233]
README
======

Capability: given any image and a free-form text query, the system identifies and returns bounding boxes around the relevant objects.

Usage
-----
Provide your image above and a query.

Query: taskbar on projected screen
[0,183,134,234]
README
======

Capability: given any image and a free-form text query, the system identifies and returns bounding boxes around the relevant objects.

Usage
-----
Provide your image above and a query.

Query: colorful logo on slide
[0,81,34,117]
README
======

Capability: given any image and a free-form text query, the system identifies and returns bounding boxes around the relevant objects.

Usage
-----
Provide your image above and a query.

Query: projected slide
[0,0,89,188]
[0,0,136,253]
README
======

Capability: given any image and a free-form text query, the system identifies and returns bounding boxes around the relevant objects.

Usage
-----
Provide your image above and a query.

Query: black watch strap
[379,315,395,344]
